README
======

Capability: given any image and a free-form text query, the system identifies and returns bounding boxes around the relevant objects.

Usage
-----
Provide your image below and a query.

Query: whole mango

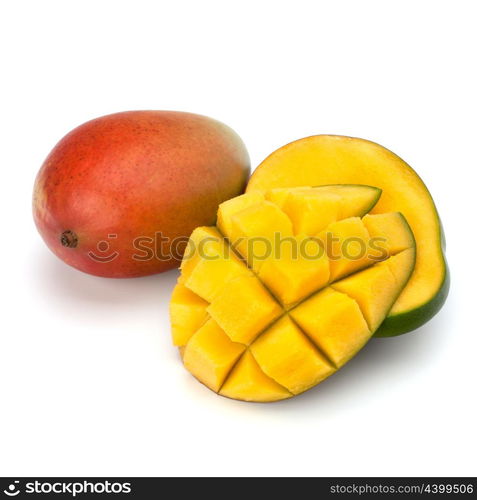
[33,111,250,277]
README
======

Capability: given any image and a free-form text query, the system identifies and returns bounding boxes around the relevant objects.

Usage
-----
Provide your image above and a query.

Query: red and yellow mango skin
[33,111,250,278]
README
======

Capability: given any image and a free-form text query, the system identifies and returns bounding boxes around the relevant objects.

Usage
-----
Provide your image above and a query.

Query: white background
[0,0,475,477]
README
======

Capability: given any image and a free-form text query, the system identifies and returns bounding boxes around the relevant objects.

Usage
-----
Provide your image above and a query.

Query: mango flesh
[247,135,448,335]
[250,316,335,395]
[220,351,292,402]
[33,111,250,277]
[319,217,374,281]
[180,227,253,302]
[207,274,283,345]
[170,283,208,346]
[257,234,330,306]
[183,318,246,392]
[265,184,382,234]
[170,185,416,402]
[332,249,416,331]
[221,201,294,271]
[290,288,371,367]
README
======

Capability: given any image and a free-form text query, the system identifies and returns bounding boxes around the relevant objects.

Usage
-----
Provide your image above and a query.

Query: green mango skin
[375,264,449,337]
[376,217,449,337]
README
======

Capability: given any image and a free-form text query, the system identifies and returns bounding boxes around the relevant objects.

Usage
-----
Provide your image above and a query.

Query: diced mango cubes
[207,274,283,345]
[170,185,416,402]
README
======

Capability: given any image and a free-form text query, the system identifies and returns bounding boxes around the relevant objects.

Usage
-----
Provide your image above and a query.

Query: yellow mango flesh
[318,184,382,218]
[172,185,416,401]
[278,190,342,235]
[183,319,246,392]
[257,235,330,306]
[220,351,292,402]
[206,274,283,345]
[180,226,223,279]
[217,191,265,237]
[385,248,417,286]
[319,217,373,281]
[264,184,381,222]
[250,316,335,395]
[332,249,416,331]
[363,212,415,257]
[170,283,209,346]
[290,288,371,367]
[180,226,252,302]
[185,256,252,303]
[247,135,446,326]
[225,201,294,271]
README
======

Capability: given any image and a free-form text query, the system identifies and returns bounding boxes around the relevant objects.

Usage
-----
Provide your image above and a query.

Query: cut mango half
[170,184,416,402]
[247,135,448,336]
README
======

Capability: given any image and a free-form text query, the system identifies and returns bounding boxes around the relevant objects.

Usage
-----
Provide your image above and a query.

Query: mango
[33,111,250,277]
[247,135,448,336]
[170,185,416,402]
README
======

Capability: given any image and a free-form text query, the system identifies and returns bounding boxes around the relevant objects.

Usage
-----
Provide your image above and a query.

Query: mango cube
[224,200,294,270]
[170,283,209,346]
[250,316,335,395]
[207,275,283,345]
[183,319,246,392]
[290,288,371,366]
[258,235,329,306]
